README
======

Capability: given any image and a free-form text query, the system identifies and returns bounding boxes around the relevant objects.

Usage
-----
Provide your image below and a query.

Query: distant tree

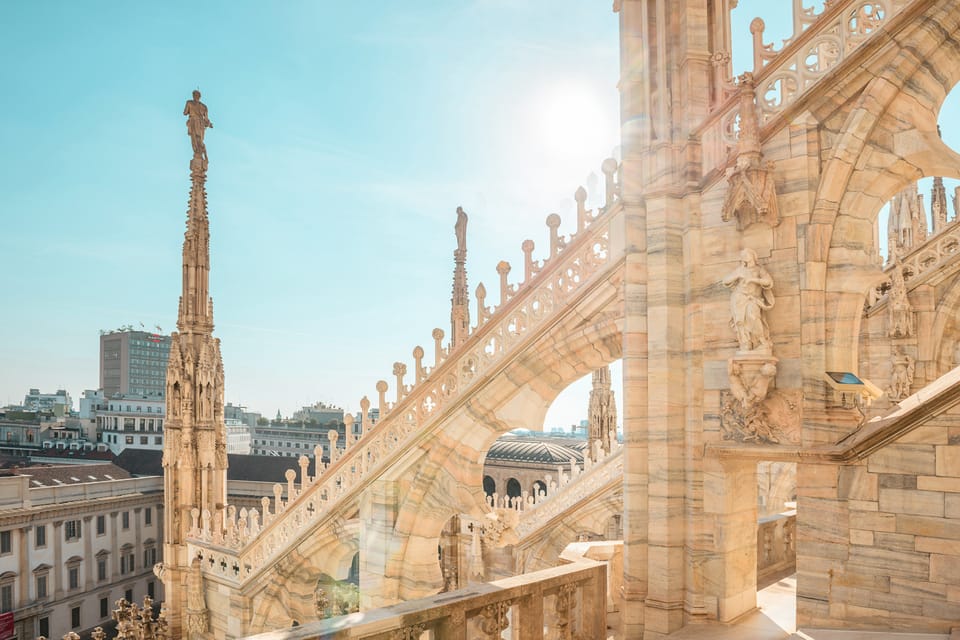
[256,417,268,426]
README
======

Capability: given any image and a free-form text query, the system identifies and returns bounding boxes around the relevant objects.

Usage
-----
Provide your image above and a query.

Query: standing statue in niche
[888,349,915,401]
[887,264,915,338]
[722,248,775,352]
[184,90,213,159]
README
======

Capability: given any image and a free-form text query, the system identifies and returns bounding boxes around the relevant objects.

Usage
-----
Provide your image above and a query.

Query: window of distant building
[97,550,110,582]
[71,604,81,629]
[0,574,14,614]
[0,531,11,555]
[67,557,82,590]
[144,508,152,526]
[100,596,109,619]
[126,436,134,445]
[39,616,49,638]
[120,545,135,575]
[122,511,130,529]
[35,524,46,548]
[96,515,106,536]
[34,571,50,600]
[125,588,133,603]
[64,520,81,542]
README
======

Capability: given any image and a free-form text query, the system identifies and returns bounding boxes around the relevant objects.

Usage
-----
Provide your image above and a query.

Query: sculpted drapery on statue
[184,90,213,159]
[454,206,468,256]
[722,248,775,352]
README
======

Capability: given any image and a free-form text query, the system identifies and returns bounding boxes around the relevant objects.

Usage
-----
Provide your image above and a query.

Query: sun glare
[534,82,612,161]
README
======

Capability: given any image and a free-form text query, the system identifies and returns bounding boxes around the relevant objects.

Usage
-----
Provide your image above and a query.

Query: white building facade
[0,469,163,640]
[96,396,165,456]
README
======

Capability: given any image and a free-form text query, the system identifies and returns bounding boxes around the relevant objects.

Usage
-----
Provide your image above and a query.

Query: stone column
[134,508,143,574]
[83,516,94,590]
[52,521,63,599]
[359,480,400,609]
[110,511,119,579]
[617,3,649,634]
[702,458,758,621]
[17,526,29,608]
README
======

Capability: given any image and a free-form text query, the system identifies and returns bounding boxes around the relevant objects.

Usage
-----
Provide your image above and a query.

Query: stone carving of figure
[184,90,213,159]
[722,248,775,352]
[888,265,914,338]
[888,349,915,401]
[454,206,468,256]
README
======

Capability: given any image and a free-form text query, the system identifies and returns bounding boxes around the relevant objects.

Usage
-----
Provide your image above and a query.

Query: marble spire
[161,90,227,640]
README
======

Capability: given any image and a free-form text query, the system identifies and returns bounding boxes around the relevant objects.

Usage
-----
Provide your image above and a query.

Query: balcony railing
[240,560,607,640]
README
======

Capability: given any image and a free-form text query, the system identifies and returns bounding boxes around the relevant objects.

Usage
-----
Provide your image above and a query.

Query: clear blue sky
[5,1,952,427]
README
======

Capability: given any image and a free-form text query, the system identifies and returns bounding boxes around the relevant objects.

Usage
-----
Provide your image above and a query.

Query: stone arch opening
[482,475,496,497]
[532,479,547,498]
[505,477,521,499]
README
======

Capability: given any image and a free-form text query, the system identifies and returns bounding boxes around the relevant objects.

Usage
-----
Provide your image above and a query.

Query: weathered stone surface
[868,445,936,476]
[878,488,944,517]
[847,546,931,581]
[839,466,878,501]
[936,446,960,477]
[930,554,960,586]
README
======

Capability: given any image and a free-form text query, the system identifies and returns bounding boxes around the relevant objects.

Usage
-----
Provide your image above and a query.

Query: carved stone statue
[454,206,468,256]
[888,349,915,401]
[722,248,775,352]
[184,90,213,159]
[887,264,914,338]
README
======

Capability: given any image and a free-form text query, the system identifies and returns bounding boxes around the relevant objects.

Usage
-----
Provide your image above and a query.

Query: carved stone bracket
[721,354,797,445]
[721,72,780,230]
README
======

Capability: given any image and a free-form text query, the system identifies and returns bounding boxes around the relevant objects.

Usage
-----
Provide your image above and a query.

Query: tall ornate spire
[931,177,948,234]
[451,206,470,349]
[587,365,617,461]
[161,90,227,640]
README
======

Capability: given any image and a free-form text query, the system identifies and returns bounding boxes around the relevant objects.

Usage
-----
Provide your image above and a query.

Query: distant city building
[225,403,261,428]
[22,389,72,416]
[78,389,107,420]
[482,433,588,501]
[0,410,42,450]
[0,464,163,640]
[251,419,347,458]
[291,401,344,425]
[99,330,171,399]
[96,395,165,455]
[226,418,252,455]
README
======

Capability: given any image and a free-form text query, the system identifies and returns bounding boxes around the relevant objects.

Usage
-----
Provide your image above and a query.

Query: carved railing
[699,0,911,177]
[484,438,622,540]
[865,213,960,314]
[756,509,797,585]
[240,560,607,640]
[186,160,622,583]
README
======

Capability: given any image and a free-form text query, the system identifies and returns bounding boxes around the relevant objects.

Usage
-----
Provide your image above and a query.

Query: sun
[533,80,615,162]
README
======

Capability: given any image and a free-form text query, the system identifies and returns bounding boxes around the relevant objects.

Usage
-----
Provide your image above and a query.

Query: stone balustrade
[866,216,960,313]
[756,508,796,586]
[186,162,622,583]
[698,0,910,178]
[239,560,607,640]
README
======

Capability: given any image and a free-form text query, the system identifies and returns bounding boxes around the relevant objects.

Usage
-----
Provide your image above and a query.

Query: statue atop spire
[184,89,213,162]
[451,207,470,349]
